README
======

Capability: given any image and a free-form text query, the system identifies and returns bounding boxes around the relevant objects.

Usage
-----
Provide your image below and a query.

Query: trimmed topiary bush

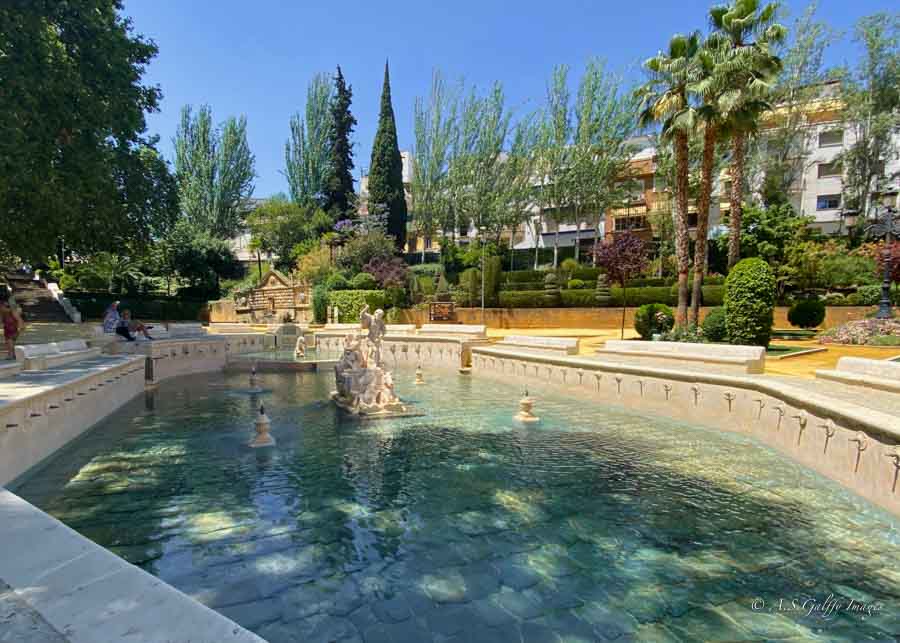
[701,306,728,342]
[567,278,587,290]
[822,292,847,306]
[855,284,883,306]
[326,290,386,323]
[634,303,674,340]
[560,289,598,307]
[724,257,777,347]
[787,298,826,329]
[350,272,378,290]
[595,274,611,306]
[325,273,350,291]
[312,284,329,324]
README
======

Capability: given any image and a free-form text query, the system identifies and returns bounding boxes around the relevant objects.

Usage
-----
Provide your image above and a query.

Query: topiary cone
[595,274,611,306]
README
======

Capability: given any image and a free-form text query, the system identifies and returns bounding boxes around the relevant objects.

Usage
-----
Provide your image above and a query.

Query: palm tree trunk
[728,133,746,270]
[674,131,691,327]
[691,124,716,325]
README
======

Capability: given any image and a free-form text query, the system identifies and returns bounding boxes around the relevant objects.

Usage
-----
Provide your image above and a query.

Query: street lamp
[865,204,898,320]
[479,226,487,322]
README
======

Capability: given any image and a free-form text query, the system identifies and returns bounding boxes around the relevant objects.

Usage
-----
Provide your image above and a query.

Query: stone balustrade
[816,356,900,393]
[471,345,900,517]
[222,333,275,356]
[597,339,766,374]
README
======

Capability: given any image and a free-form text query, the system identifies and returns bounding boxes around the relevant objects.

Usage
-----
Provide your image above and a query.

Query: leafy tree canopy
[0,0,179,260]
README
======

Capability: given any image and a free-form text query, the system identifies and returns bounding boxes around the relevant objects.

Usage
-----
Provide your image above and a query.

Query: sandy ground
[8,323,899,379]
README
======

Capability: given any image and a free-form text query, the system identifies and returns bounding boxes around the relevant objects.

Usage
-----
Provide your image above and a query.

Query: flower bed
[818,318,900,346]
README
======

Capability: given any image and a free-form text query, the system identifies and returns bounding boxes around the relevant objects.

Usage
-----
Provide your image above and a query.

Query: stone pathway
[0,581,68,643]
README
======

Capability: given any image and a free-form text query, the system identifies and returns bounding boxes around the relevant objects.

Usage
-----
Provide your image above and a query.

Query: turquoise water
[15,370,900,642]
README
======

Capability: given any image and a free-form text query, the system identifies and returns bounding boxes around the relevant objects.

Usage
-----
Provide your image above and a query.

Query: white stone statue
[331,307,409,417]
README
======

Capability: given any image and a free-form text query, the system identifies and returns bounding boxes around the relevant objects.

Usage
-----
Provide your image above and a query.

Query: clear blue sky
[122,0,892,197]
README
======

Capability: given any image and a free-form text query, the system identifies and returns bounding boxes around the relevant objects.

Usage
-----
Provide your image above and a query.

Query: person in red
[0,295,26,360]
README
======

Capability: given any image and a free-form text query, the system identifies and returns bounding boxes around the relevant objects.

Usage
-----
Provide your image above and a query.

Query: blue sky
[122,0,892,197]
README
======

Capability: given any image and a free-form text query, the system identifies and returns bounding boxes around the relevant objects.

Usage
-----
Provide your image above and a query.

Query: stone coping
[0,488,263,643]
[472,345,900,444]
[598,340,765,374]
[0,355,144,410]
[0,360,23,378]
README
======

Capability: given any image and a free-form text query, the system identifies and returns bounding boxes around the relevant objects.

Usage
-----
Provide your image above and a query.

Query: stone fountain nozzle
[249,403,275,448]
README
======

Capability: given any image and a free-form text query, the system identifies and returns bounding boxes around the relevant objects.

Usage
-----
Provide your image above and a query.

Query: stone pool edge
[0,488,264,643]
[2,334,900,643]
[471,346,900,518]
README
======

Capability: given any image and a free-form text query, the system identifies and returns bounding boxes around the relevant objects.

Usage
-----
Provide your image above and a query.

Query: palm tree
[637,32,702,326]
[686,37,728,325]
[709,0,786,270]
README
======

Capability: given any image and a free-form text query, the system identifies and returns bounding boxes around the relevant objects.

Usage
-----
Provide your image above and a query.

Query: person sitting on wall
[102,301,122,333]
[116,309,154,341]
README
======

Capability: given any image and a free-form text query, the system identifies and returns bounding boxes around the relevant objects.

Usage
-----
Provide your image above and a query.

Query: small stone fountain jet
[249,404,275,448]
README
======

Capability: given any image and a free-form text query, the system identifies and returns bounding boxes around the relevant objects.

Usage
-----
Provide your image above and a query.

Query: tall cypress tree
[368,61,408,251]
[323,66,357,217]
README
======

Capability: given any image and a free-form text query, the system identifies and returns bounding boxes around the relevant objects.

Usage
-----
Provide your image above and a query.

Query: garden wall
[396,306,876,330]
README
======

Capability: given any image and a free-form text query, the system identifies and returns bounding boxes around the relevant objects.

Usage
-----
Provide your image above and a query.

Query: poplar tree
[284,73,333,207]
[324,66,357,217]
[368,62,408,251]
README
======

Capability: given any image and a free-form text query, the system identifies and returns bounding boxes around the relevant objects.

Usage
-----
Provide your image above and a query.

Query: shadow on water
[13,369,900,643]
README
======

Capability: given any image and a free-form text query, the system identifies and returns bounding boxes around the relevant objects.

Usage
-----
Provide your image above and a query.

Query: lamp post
[866,204,898,320]
[479,226,487,323]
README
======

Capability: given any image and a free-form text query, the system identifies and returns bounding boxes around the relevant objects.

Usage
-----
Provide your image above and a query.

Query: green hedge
[500,281,546,292]
[326,290,386,323]
[66,292,206,321]
[503,270,547,284]
[611,286,674,307]
[702,285,726,306]
[560,289,598,307]
[571,266,601,282]
[499,290,558,308]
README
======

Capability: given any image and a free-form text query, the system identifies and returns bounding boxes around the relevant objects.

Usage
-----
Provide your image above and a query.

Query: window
[816,194,841,210]
[653,175,666,192]
[817,161,841,178]
[818,130,843,147]
[687,212,698,227]
[614,215,648,231]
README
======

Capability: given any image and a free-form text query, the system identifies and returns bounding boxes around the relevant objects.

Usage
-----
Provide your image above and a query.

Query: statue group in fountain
[331,305,408,416]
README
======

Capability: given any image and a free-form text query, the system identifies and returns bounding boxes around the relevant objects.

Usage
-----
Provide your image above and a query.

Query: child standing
[1,297,25,360]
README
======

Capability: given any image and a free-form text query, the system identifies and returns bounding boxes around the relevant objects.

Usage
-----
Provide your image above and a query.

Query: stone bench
[596,340,766,374]
[816,357,900,394]
[91,324,170,340]
[418,324,488,339]
[495,335,579,355]
[15,340,102,371]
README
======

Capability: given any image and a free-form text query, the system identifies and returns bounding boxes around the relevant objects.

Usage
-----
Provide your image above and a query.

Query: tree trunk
[592,216,600,266]
[691,124,716,325]
[620,286,627,340]
[728,133,746,270]
[553,227,560,268]
[674,131,691,327]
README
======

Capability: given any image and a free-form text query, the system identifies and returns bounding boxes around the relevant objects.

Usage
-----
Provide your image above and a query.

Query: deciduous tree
[0,0,179,259]
[285,73,334,207]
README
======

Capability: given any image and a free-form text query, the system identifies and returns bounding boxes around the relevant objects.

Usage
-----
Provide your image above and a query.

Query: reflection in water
[15,370,900,642]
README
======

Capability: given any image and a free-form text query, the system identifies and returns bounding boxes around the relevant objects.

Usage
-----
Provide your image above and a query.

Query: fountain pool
[13,369,899,642]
